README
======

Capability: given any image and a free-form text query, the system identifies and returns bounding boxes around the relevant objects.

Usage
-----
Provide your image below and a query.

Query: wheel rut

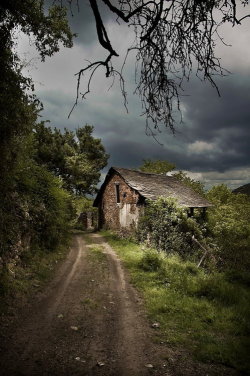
[0,233,168,376]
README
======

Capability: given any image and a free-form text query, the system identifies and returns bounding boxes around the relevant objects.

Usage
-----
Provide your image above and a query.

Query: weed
[88,245,106,262]
[81,297,98,309]
[139,249,163,271]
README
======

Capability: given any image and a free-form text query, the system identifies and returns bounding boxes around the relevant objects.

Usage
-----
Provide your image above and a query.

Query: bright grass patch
[101,231,250,374]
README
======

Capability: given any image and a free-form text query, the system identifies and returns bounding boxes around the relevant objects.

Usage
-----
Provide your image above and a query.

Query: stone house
[93,167,212,230]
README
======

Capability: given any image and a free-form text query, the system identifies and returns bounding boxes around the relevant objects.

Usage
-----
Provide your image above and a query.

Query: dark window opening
[115,184,120,203]
[188,207,194,217]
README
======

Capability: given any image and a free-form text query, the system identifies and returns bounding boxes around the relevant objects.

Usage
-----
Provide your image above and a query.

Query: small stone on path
[152,322,160,328]
[97,361,105,367]
[145,363,154,368]
[70,326,78,331]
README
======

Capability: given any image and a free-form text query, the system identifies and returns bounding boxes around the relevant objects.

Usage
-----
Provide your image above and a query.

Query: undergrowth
[0,241,69,315]
[101,230,250,375]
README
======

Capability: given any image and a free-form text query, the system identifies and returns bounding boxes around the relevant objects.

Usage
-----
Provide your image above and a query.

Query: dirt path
[0,233,172,376]
[1,233,234,376]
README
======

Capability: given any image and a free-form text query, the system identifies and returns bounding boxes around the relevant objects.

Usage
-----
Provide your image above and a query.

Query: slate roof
[94,167,212,208]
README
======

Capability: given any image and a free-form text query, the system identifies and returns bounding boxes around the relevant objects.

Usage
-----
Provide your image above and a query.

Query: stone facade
[98,172,142,230]
[94,167,212,230]
[78,211,95,230]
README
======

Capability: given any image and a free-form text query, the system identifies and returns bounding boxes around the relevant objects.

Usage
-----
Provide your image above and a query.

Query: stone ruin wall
[99,172,142,230]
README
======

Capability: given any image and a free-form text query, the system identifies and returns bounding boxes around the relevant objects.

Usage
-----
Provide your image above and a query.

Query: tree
[0,1,73,60]
[206,185,250,271]
[34,123,109,195]
[65,0,250,132]
[0,0,73,179]
[0,1,74,259]
[138,159,175,174]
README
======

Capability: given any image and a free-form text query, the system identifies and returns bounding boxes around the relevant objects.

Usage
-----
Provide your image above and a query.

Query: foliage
[68,0,250,131]
[138,159,175,174]
[102,231,250,374]
[73,196,98,230]
[0,241,68,313]
[16,157,74,250]
[0,143,75,259]
[137,184,250,272]
[0,0,73,61]
[0,0,74,262]
[34,123,109,195]
[73,197,96,216]
[137,197,206,260]
[206,184,250,271]
[0,0,73,174]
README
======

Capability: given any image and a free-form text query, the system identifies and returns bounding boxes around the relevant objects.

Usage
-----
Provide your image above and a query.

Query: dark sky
[19,1,250,189]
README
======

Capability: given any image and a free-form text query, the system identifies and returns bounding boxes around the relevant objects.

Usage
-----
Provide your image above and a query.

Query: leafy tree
[0,0,74,260]
[34,123,109,195]
[16,153,74,251]
[0,0,73,181]
[64,0,250,131]
[206,185,250,271]
[138,159,175,175]
[0,1,73,60]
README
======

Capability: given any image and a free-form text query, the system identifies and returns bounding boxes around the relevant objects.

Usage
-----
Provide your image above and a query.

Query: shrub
[137,197,205,261]
[206,185,250,271]
[17,163,74,251]
[139,249,163,271]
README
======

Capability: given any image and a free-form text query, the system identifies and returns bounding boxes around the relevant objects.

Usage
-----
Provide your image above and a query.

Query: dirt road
[0,233,171,376]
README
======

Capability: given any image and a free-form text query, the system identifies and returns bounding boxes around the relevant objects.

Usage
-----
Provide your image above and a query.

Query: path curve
[0,233,168,376]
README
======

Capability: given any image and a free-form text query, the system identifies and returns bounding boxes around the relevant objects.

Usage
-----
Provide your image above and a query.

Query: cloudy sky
[19,1,250,189]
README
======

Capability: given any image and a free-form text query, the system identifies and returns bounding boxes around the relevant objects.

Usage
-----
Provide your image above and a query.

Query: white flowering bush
[137,197,206,259]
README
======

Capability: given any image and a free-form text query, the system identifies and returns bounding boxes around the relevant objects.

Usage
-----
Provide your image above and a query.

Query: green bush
[137,197,206,260]
[206,185,250,271]
[16,162,74,251]
[139,249,163,271]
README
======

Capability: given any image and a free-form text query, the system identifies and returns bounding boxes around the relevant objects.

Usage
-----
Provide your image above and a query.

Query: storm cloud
[19,1,250,189]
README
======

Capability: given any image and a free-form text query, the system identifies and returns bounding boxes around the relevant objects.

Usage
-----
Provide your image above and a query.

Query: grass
[87,245,107,262]
[81,297,99,309]
[0,242,69,315]
[101,230,250,375]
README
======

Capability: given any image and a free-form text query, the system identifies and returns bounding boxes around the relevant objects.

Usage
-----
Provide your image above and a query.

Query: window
[115,184,120,203]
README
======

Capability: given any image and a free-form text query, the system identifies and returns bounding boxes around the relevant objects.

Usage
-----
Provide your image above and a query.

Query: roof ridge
[93,166,212,208]
[113,166,173,177]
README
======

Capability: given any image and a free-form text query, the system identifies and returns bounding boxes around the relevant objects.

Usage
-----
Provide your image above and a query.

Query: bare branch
[89,0,119,57]
[67,0,250,133]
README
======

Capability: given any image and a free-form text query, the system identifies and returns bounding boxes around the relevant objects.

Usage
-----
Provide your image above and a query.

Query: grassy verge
[0,240,70,315]
[101,230,250,375]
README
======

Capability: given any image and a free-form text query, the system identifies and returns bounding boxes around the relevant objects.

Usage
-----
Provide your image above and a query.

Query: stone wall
[78,211,96,230]
[98,172,142,230]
